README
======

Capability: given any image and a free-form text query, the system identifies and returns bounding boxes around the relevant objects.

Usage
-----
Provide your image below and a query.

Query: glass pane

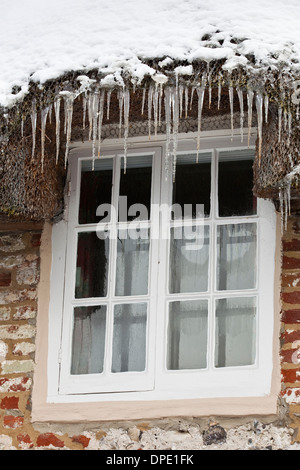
[167,300,208,370]
[71,305,106,374]
[75,231,109,298]
[111,303,147,373]
[169,225,210,293]
[119,155,152,221]
[172,153,211,219]
[215,297,256,367]
[217,223,256,291]
[79,158,113,224]
[115,229,150,296]
[218,149,256,217]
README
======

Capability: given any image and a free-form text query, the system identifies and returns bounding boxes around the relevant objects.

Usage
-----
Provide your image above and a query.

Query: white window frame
[47,130,277,404]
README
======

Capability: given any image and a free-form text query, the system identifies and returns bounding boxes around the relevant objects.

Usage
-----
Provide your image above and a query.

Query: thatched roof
[1,0,300,221]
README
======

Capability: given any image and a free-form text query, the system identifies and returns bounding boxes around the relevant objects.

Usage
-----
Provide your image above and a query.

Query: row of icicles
[25,78,298,190]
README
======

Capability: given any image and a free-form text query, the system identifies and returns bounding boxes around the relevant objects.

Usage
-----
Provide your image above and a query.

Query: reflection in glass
[119,155,152,221]
[172,153,211,218]
[115,229,150,296]
[75,231,109,298]
[167,300,208,370]
[71,305,106,375]
[112,303,147,373]
[217,223,256,291]
[218,150,256,217]
[79,158,113,224]
[215,297,256,367]
[169,225,210,293]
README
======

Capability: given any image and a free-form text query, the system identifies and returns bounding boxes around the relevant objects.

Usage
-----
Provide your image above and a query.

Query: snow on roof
[1,0,300,107]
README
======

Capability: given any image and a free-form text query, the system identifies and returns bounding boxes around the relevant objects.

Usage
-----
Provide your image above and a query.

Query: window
[49,133,276,402]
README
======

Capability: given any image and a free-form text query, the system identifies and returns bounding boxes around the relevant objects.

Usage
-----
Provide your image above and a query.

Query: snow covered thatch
[0,0,300,220]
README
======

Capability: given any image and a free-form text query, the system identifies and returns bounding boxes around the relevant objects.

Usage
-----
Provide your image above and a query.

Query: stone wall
[0,221,300,450]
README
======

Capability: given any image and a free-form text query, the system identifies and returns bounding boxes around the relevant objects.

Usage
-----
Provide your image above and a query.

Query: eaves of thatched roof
[0,0,300,222]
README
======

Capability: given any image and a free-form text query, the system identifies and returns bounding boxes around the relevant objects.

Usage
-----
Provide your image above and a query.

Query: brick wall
[280,216,300,441]
[0,222,299,450]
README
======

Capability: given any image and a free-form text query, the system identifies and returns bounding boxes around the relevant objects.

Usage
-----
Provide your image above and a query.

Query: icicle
[147,85,153,139]
[141,88,146,115]
[196,76,206,162]
[21,117,24,138]
[279,188,284,233]
[185,86,189,118]
[218,76,222,110]
[190,86,196,110]
[172,79,180,182]
[91,91,99,165]
[237,87,244,143]
[288,111,292,145]
[97,90,105,158]
[255,92,263,166]
[158,84,163,127]
[41,105,50,173]
[247,89,254,147]
[283,109,288,131]
[123,88,130,174]
[31,99,37,160]
[118,89,124,139]
[106,90,111,120]
[164,87,172,180]
[264,95,269,124]
[228,85,234,141]
[63,92,75,168]
[48,103,53,125]
[87,92,93,141]
[208,74,212,109]
[153,84,159,138]
[54,96,61,164]
[278,106,282,143]
[82,94,87,130]
[179,84,184,119]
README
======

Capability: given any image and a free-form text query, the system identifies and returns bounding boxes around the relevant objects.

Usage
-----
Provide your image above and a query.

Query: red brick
[281,348,300,363]
[281,309,300,324]
[281,368,299,383]
[282,291,300,305]
[283,239,300,252]
[36,433,65,448]
[282,256,300,270]
[281,329,300,344]
[0,272,11,287]
[72,434,91,448]
[17,433,34,449]
[3,415,24,428]
[282,273,300,288]
[0,396,19,410]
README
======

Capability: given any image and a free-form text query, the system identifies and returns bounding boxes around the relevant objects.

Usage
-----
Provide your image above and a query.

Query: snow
[1,0,300,107]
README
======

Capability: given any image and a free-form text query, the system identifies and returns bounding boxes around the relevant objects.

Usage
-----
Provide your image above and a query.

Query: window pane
[75,231,109,298]
[217,223,256,291]
[218,149,256,217]
[79,158,113,224]
[115,229,150,296]
[215,297,256,367]
[71,305,106,375]
[167,300,208,370]
[172,153,211,219]
[169,225,210,293]
[119,155,152,221]
[111,303,147,373]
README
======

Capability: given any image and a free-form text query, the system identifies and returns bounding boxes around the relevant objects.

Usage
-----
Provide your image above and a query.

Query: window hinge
[67,181,71,197]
